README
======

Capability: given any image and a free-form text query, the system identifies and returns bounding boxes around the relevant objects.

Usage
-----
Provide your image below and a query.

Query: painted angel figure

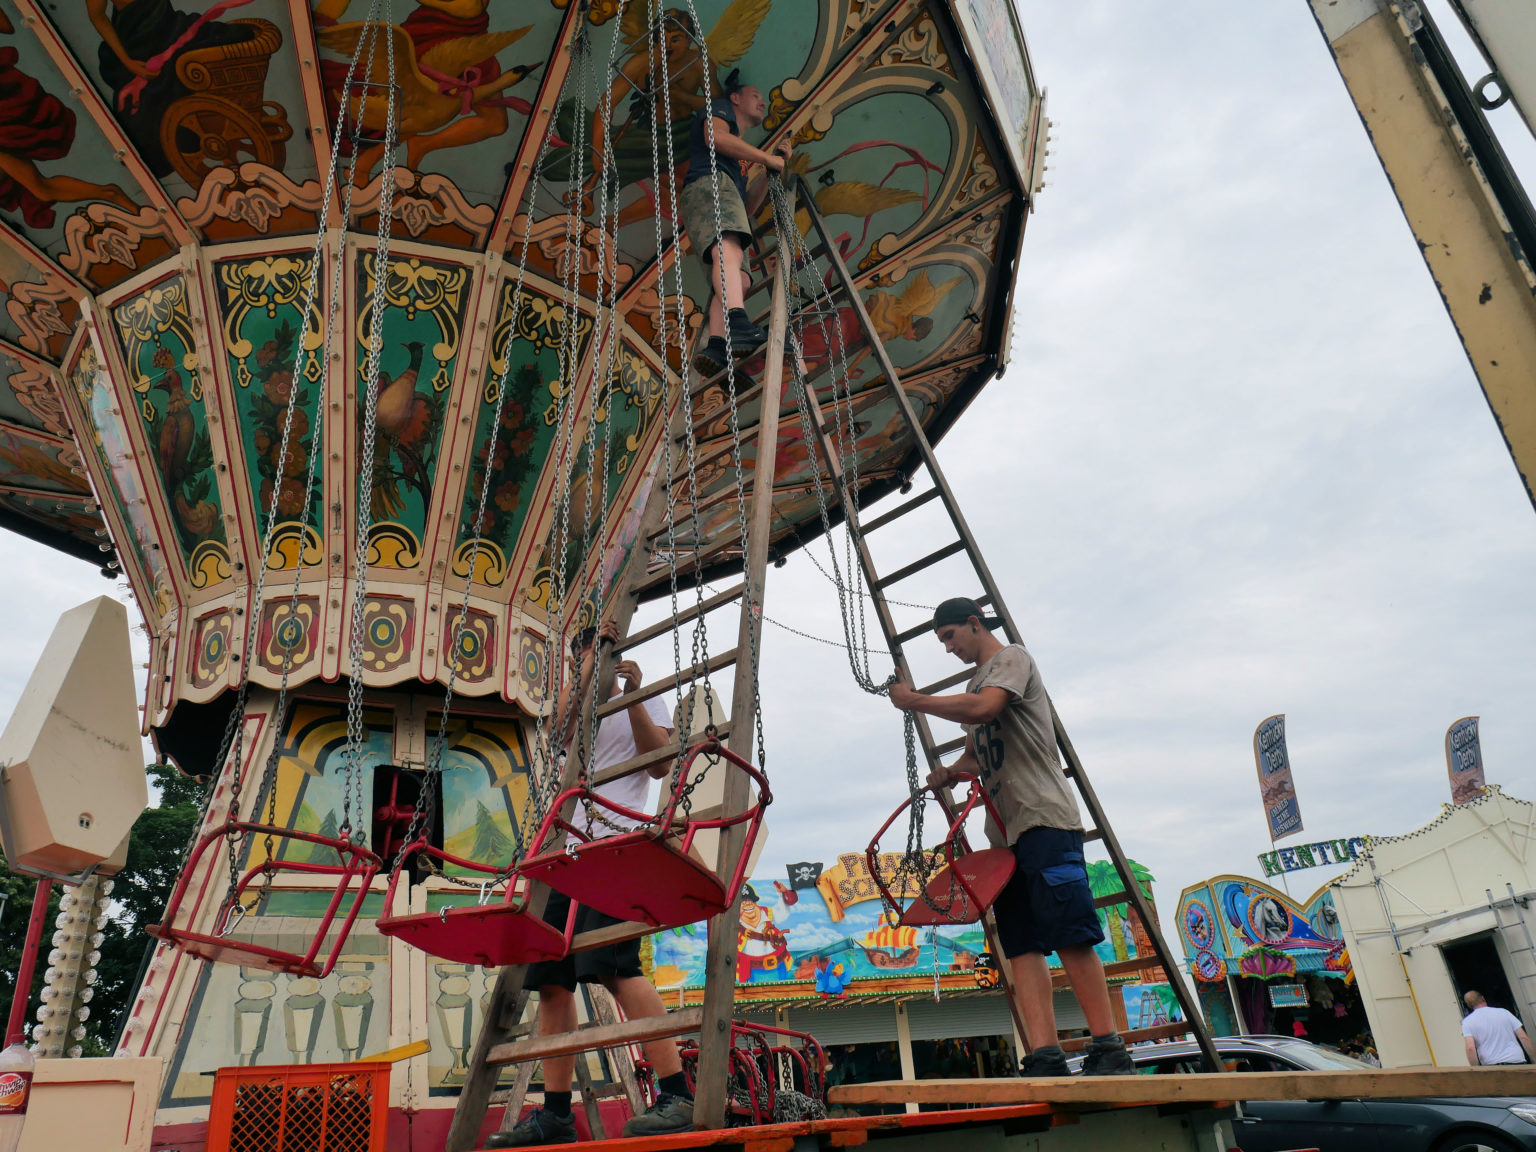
[314,0,542,179]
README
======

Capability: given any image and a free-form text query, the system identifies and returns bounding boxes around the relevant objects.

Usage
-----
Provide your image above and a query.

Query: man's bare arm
[890,676,1010,726]
[612,657,675,770]
[1518,1027,1535,1063]
[1465,1035,1480,1066]
[709,119,788,173]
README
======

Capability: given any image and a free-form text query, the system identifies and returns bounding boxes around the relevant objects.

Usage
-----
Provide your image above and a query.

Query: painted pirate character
[736,881,794,981]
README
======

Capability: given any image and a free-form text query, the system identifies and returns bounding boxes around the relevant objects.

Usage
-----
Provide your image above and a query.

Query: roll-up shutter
[905,994,1011,1040]
[778,1002,898,1046]
[905,990,1084,1040]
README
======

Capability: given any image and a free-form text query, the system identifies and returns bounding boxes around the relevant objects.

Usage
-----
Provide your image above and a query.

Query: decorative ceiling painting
[0,0,1040,732]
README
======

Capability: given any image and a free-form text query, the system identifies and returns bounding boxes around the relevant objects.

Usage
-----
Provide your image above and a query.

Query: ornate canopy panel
[0,0,1040,730]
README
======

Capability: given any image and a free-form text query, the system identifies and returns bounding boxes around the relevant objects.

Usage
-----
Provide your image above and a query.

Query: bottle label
[0,1070,32,1115]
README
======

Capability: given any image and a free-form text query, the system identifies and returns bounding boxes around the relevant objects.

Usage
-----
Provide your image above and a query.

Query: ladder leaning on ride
[777,171,1222,1074]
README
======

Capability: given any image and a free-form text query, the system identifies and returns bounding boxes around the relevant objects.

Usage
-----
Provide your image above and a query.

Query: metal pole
[6,879,53,1046]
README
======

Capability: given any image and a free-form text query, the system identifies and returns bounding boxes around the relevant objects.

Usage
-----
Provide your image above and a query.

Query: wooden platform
[471,1101,1232,1152]
[828,1065,1536,1107]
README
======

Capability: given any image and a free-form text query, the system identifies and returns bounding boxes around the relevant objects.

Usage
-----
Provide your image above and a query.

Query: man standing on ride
[888,597,1135,1078]
[680,69,792,377]
[493,620,695,1145]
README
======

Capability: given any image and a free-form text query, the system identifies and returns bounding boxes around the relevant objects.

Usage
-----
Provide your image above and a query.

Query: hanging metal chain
[407,7,589,876]
[677,0,767,794]
[343,5,401,843]
[189,0,398,913]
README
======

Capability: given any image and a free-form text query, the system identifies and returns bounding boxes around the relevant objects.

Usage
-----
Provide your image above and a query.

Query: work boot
[692,335,728,377]
[485,1107,577,1147]
[725,308,768,355]
[1018,1046,1070,1077]
[1079,1034,1136,1076]
[621,1092,695,1136]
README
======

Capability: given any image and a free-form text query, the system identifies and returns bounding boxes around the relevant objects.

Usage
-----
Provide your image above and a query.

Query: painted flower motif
[494,481,521,514]
[264,370,296,406]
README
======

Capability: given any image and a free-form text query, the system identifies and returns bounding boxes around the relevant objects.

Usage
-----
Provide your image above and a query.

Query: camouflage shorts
[680,172,751,265]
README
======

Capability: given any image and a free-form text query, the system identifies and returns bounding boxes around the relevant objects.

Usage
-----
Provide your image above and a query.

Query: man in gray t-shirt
[890,596,1132,1077]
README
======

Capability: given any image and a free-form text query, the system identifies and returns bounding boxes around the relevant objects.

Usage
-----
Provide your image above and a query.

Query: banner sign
[1446,716,1487,805]
[1269,983,1309,1009]
[1258,837,1368,878]
[1254,714,1303,839]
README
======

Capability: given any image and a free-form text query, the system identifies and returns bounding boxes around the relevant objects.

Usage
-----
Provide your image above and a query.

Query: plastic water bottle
[0,1040,35,1152]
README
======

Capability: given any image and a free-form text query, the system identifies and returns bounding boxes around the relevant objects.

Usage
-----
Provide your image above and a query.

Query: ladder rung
[487,1008,704,1066]
[635,538,743,596]
[571,917,656,953]
[590,721,734,787]
[1083,827,1103,843]
[916,668,971,695]
[595,648,738,718]
[1093,889,1144,910]
[893,594,991,646]
[861,488,941,534]
[875,540,967,589]
[1058,1021,1191,1053]
[931,735,967,757]
[619,584,746,651]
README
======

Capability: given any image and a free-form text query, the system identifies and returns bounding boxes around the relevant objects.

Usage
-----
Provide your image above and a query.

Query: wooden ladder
[445,253,793,1149]
[787,174,1222,1071]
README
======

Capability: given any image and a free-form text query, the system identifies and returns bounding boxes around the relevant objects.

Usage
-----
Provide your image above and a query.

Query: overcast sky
[3,1,1535,944]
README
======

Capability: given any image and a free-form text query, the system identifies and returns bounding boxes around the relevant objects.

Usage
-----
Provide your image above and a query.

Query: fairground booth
[628,849,1186,1109]
[1176,866,1369,1053]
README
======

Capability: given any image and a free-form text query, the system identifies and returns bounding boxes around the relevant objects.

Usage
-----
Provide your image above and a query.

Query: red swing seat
[866,774,1016,928]
[375,838,571,968]
[519,737,770,929]
[146,820,381,978]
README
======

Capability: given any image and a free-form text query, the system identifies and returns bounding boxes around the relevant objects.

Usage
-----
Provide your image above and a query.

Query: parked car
[1066,1034,1536,1152]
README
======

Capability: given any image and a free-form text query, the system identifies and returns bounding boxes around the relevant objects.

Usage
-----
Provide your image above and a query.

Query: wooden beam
[692,250,789,1131]
[487,1007,703,1067]
[829,1066,1536,1108]
[283,0,337,182]
[488,3,583,253]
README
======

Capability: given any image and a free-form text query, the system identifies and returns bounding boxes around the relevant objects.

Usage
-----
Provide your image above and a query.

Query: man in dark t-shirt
[680,71,791,376]
[889,597,1135,1079]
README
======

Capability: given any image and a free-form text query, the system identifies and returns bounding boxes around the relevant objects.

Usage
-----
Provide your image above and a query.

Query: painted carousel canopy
[0,0,1041,731]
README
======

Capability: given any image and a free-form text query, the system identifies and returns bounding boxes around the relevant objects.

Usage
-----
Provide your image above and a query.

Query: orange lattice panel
[208,1063,388,1152]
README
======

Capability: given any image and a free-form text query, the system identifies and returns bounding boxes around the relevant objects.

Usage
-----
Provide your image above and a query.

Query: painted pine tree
[469,800,513,862]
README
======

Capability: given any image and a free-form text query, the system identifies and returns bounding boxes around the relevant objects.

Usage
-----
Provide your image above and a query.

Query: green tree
[0,762,203,1053]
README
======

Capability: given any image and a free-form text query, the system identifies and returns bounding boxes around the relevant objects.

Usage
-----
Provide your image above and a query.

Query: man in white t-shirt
[1462,990,1534,1066]
[494,621,691,1146]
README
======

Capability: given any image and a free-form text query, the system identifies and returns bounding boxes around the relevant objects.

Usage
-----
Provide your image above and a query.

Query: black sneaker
[692,335,728,377]
[621,1092,695,1137]
[1080,1034,1136,1076]
[486,1107,577,1147]
[1018,1046,1070,1077]
[725,309,767,354]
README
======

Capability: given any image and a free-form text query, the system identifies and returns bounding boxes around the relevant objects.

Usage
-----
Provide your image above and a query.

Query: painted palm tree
[1084,859,1156,963]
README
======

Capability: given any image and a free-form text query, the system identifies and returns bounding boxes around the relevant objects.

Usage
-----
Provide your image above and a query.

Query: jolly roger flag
[787,861,823,890]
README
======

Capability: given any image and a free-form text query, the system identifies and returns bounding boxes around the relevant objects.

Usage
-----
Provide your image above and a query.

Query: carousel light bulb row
[33,876,112,1059]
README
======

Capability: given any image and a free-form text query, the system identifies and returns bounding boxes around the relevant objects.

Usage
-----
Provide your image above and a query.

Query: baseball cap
[931,597,1002,632]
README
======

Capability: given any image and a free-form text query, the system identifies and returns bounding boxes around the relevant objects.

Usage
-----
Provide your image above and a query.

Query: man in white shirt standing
[1462,990,1534,1066]
[494,620,693,1146]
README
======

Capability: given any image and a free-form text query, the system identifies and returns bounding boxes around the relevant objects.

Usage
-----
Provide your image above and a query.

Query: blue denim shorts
[992,827,1105,959]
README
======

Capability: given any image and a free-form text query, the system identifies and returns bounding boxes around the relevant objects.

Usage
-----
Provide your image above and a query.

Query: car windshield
[1260,1040,1375,1071]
